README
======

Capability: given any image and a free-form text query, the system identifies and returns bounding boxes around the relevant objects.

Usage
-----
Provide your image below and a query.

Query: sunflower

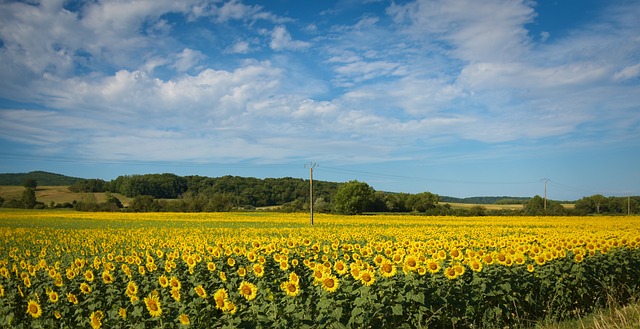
[80,282,92,294]
[207,262,217,272]
[253,264,264,278]
[334,260,348,276]
[194,285,207,299]
[0,284,4,298]
[67,292,78,305]
[144,293,162,317]
[126,281,138,297]
[379,261,397,278]
[527,264,535,273]
[48,290,59,303]
[169,276,181,290]
[404,255,419,272]
[90,310,103,329]
[469,259,483,272]
[214,288,229,310]
[118,307,127,319]
[158,275,169,288]
[321,275,340,293]
[281,280,300,297]
[427,260,441,274]
[534,255,546,266]
[26,299,42,318]
[219,271,227,282]
[171,287,181,302]
[227,257,235,267]
[574,253,584,263]
[85,270,95,282]
[224,300,237,314]
[178,313,190,325]
[239,281,258,301]
[444,266,458,280]
[102,271,114,284]
[289,271,300,284]
[359,270,375,286]
[481,254,493,265]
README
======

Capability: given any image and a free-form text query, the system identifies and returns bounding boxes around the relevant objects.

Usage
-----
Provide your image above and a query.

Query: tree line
[2,173,638,216]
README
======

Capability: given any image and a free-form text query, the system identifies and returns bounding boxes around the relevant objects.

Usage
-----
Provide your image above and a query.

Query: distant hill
[0,171,83,186]
[439,196,531,205]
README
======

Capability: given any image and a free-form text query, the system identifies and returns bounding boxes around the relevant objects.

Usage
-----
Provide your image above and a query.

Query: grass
[532,300,640,329]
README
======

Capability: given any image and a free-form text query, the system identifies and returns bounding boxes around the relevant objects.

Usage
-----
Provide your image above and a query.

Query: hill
[440,195,531,204]
[0,171,84,186]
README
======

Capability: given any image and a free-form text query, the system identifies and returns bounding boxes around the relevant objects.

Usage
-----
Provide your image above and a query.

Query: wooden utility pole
[541,178,550,211]
[305,162,317,225]
[629,196,631,216]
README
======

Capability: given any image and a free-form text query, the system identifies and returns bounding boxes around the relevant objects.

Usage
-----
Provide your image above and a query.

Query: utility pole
[540,178,550,211]
[629,196,631,216]
[305,162,317,225]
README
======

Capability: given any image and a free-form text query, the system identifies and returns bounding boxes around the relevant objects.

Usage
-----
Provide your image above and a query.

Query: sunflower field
[1,210,639,328]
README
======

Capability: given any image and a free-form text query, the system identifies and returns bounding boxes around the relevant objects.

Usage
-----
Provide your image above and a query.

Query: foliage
[333,180,375,215]
[0,171,83,186]
[20,188,37,209]
[0,212,639,328]
[68,179,109,193]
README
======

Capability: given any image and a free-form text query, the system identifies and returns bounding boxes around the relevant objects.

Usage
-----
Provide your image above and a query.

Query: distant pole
[305,162,318,225]
[540,178,550,211]
[629,196,631,216]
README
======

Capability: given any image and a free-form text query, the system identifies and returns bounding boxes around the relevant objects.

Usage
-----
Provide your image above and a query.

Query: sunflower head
[239,281,258,301]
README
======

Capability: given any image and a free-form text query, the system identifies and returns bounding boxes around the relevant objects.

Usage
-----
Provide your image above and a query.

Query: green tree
[21,187,37,209]
[333,180,375,215]
[23,178,38,189]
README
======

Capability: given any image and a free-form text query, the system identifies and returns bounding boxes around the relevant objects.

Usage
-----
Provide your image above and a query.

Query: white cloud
[270,26,311,51]
[387,0,535,62]
[614,63,640,82]
[227,41,251,54]
[173,48,205,72]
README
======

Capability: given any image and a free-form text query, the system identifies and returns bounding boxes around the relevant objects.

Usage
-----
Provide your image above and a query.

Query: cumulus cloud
[270,26,311,51]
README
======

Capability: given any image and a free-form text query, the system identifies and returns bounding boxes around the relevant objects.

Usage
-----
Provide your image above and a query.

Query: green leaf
[391,303,403,316]
[351,306,364,317]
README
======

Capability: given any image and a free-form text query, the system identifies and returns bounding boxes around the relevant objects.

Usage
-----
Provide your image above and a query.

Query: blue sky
[1,0,639,200]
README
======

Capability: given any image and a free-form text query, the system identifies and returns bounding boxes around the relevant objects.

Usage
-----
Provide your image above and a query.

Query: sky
[0,0,639,201]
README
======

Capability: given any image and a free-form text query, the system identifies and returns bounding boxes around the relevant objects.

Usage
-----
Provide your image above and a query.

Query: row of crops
[1,210,639,328]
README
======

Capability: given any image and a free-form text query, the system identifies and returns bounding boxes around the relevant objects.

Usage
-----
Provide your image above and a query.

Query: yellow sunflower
[171,287,181,302]
[192,285,205,299]
[427,260,441,274]
[321,275,340,293]
[80,282,92,295]
[144,293,162,317]
[169,276,181,290]
[158,275,169,288]
[469,259,483,273]
[126,281,138,297]
[280,280,300,297]
[333,260,348,276]
[239,281,258,301]
[67,292,78,305]
[178,313,190,325]
[359,270,375,286]
[84,270,95,282]
[26,299,42,318]
[118,307,127,319]
[48,290,59,303]
[102,271,114,284]
[90,310,103,329]
[214,288,229,310]
[444,266,458,280]
[379,261,397,278]
[253,264,264,278]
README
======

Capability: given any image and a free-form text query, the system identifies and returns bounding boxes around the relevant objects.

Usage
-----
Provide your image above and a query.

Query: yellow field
[0,210,639,328]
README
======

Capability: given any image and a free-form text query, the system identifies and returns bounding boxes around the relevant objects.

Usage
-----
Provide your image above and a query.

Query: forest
[1,172,638,216]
